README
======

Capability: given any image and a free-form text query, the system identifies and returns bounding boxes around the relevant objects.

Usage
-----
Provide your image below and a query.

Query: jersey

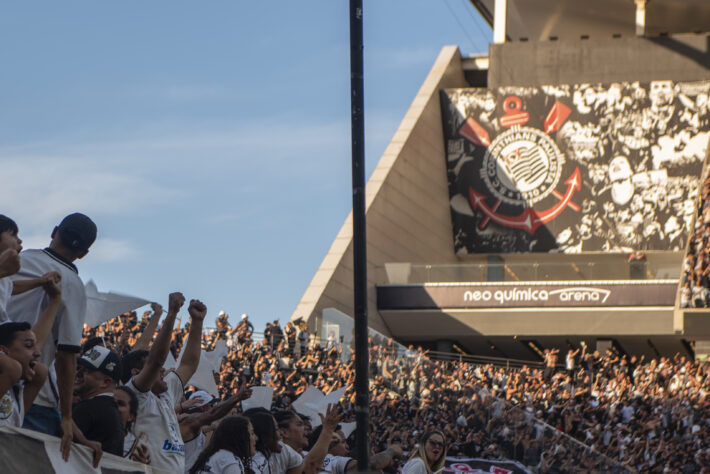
[321,454,353,474]
[0,382,24,428]
[199,449,246,474]
[5,249,87,408]
[401,457,428,474]
[126,371,185,472]
[184,430,206,474]
[0,277,12,321]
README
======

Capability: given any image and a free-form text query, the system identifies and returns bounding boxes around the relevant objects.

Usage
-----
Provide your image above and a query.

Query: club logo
[481,126,563,205]
[459,95,581,235]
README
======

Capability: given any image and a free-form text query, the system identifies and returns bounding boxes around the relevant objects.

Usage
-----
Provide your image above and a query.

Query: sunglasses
[427,439,445,448]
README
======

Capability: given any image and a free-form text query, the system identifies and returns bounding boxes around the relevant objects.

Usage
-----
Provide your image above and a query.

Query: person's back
[6,213,96,437]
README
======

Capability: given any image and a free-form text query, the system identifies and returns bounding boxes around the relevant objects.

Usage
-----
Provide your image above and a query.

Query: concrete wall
[489,33,710,88]
[289,46,468,335]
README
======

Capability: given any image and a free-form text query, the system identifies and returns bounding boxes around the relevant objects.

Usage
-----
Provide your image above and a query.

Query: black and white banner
[440,457,531,474]
[440,81,710,253]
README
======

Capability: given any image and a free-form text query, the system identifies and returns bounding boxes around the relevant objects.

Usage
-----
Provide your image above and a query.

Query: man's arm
[132,293,185,392]
[301,404,341,474]
[175,299,206,384]
[180,384,251,440]
[32,277,62,350]
[11,271,61,295]
[57,350,79,461]
[132,303,164,351]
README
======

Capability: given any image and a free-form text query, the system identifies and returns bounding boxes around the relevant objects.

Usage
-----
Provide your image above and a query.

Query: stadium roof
[470,0,710,41]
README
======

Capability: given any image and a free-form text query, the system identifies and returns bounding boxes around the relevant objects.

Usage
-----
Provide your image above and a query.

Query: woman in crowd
[189,416,257,474]
[246,410,288,474]
[402,430,447,474]
[115,385,151,464]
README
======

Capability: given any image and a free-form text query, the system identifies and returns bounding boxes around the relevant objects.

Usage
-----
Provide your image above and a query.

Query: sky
[0,1,491,332]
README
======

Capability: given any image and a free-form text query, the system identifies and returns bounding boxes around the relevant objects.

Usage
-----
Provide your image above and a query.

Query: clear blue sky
[0,1,491,331]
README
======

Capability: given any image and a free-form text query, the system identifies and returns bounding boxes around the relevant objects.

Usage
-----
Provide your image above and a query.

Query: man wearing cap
[5,212,97,457]
[73,345,124,456]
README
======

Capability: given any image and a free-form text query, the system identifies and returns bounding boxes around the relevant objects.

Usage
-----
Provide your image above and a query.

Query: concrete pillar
[635,0,647,37]
[494,0,507,44]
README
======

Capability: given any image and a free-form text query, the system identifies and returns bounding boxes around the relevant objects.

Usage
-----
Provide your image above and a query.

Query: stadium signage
[377,282,676,309]
[440,81,710,253]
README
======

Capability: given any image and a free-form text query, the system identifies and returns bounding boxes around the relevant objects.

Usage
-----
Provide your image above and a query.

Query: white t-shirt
[0,277,12,321]
[185,430,206,474]
[0,382,24,428]
[401,457,428,474]
[251,442,302,474]
[321,453,353,474]
[5,249,87,408]
[199,449,246,474]
[126,371,185,473]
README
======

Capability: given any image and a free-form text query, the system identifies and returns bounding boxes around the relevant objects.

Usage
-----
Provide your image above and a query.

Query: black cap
[57,213,97,252]
[78,346,121,382]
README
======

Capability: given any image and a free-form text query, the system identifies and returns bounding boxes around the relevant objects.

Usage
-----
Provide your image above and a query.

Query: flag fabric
[83,280,150,328]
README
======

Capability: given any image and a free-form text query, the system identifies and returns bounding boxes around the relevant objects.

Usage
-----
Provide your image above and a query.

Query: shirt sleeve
[56,275,86,353]
[280,441,304,469]
[164,371,184,407]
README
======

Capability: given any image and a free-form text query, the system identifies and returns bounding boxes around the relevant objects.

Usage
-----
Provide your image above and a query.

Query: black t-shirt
[73,394,125,456]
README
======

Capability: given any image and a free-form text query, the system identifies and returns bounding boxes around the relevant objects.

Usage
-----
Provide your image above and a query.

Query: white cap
[218,310,226,316]
[241,313,248,320]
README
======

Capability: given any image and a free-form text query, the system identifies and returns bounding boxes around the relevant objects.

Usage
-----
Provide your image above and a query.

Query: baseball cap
[79,346,121,382]
[189,390,216,407]
[241,313,248,320]
[57,213,97,252]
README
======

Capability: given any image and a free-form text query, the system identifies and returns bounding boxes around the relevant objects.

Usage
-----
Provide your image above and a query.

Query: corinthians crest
[441,82,710,253]
[458,94,580,236]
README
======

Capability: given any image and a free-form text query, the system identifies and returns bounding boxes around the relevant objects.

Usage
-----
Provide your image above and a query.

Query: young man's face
[2,329,39,382]
[280,415,308,450]
[0,230,22,254]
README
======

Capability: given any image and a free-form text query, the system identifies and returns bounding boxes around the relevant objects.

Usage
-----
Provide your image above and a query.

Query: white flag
[84,280,150,328]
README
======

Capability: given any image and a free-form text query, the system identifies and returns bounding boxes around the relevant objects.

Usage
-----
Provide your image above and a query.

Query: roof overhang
[470,0,710,40]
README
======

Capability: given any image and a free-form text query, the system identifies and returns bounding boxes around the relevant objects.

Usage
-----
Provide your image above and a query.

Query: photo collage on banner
[440,81,710,253]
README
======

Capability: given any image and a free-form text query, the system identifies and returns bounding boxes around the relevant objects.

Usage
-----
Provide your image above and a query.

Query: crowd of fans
[1,212,709,474]
[86,308,710,473]
[681,171,710,308]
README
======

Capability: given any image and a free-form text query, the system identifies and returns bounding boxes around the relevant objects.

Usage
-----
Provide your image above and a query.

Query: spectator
[6,212,96,459]
[402,430,447,474]
[73,345,124,456]
[188,415,256,474]
[123,293,205,472]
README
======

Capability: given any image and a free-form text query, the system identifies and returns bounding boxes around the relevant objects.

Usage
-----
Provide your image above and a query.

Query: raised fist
[168,292,186,313]
[0,249,20,278]
[188,299,207,321]
[150,302,164,316]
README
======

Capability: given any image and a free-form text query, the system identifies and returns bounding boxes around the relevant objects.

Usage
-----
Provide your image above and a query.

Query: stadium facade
[290,0,710,361]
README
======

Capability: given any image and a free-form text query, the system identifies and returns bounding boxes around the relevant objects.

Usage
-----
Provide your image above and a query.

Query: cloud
[0,156,179,235]
[88,238,139,263]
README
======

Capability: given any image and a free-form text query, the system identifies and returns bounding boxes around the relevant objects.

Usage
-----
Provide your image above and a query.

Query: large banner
[440,81,710,253]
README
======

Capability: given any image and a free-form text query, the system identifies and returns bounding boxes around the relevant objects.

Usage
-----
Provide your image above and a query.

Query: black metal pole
[349,0,369,471]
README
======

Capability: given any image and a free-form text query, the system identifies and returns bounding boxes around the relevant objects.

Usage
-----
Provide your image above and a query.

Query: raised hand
[150,302,164,316]
[319,403,342,431]
[168,292,186,314]
[188,299,207,322]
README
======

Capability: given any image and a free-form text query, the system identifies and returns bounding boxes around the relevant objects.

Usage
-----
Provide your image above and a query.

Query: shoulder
[210,450,245,471]
[402,456,427,474]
